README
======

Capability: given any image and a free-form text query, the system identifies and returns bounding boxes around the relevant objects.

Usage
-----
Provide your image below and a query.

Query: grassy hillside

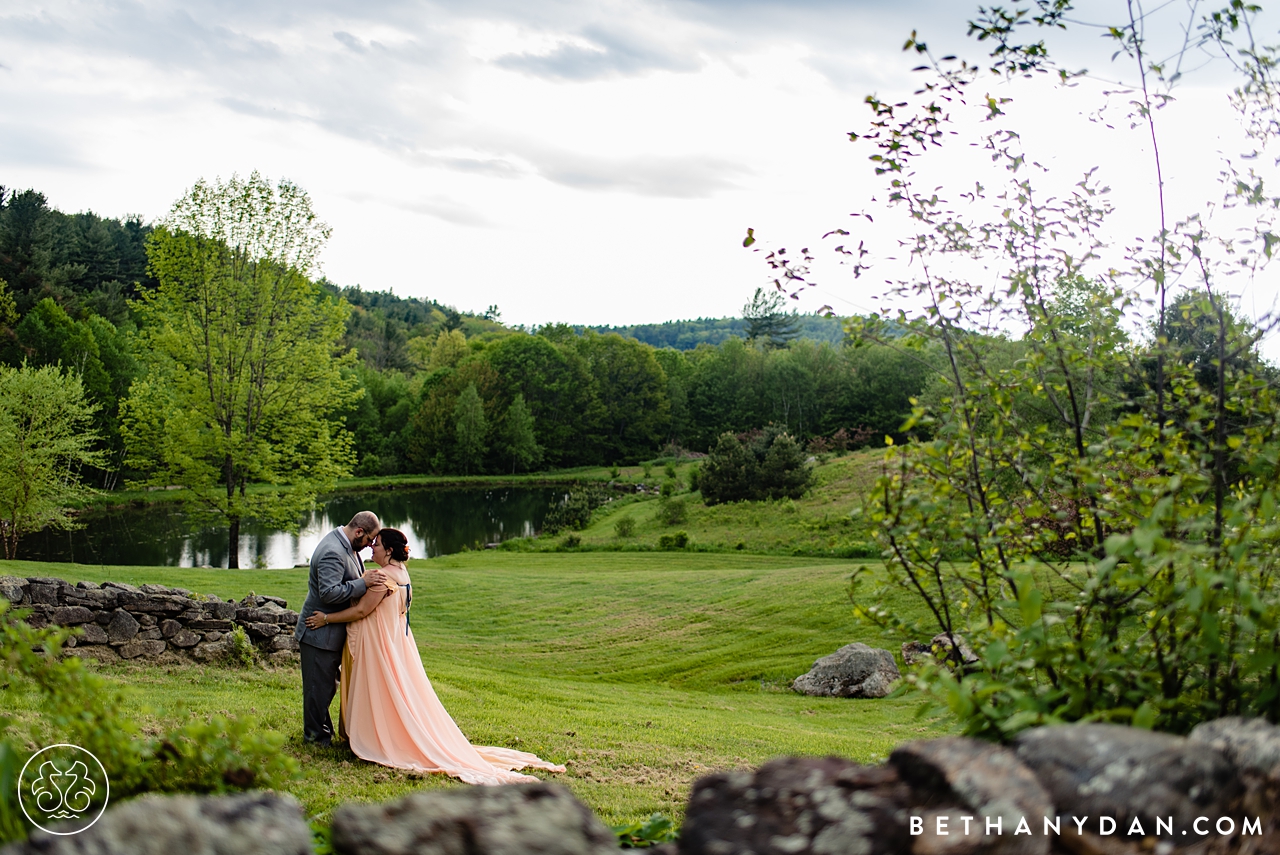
[1,551,946,827]
[524,450,885,556]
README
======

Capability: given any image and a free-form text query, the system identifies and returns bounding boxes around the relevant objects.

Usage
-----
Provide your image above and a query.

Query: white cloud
[0,0,1274,331]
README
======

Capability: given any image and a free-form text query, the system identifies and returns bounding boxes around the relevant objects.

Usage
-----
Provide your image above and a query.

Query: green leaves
[0,599,296,818]
[613,813,678,848]
[0,363,103,558]
[122,178,358,565]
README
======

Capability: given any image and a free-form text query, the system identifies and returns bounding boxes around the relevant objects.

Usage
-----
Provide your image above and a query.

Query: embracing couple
[293,511,564,785]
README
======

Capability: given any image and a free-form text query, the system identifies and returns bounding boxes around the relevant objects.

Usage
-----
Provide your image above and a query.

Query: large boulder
[0,791,311,855]
[792,642,900,698]
[330,782,618,855]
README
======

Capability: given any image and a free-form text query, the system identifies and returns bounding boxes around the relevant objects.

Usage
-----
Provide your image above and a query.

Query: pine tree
[453,383,488,474]
[503,393,542,474]
[742,287,800,348]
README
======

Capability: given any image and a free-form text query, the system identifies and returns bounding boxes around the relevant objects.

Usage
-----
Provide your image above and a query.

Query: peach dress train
[340,565,564,785]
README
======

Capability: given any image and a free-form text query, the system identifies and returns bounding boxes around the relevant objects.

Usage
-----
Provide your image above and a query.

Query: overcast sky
[1,0,1273,329]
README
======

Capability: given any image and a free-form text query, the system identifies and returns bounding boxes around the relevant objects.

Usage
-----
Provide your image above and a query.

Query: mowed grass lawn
[544,451,885,556]
[1,552,951,827]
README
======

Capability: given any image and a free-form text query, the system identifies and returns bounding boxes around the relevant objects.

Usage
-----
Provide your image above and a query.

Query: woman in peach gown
[304,528,564,785]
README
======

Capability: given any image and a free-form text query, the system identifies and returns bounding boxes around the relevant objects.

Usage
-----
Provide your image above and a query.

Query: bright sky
[2,0,1276,331]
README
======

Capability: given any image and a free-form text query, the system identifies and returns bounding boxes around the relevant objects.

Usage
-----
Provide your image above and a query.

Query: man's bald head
[345,511,381,551]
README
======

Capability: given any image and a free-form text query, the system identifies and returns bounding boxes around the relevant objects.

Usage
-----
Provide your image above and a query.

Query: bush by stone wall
[0,575,300,664]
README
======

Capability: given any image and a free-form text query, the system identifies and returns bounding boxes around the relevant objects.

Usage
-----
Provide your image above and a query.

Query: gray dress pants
[300,640,342,744]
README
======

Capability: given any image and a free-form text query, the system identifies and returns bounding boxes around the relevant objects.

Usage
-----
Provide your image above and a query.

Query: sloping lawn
[1,552,948,826]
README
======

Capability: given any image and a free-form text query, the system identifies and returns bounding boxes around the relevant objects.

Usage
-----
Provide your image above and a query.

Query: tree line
[0,180,933,486]
[346,324,930,476]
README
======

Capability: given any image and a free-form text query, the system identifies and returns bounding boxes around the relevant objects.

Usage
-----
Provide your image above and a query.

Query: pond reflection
[17,487,559,568]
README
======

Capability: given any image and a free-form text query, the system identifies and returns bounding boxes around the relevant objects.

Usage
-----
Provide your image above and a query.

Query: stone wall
[0,575,301,663]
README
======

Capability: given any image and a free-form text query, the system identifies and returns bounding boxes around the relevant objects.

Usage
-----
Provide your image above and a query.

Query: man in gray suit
[294,510,385,745]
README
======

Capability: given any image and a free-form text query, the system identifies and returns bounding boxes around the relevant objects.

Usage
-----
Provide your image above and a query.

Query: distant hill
[587,314,845,350]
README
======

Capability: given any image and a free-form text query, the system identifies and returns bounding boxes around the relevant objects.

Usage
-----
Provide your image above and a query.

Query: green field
[525,451,883,556]
[0,551,948,827]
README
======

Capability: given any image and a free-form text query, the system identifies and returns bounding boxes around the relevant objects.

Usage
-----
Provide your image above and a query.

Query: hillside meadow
[518,450,884,556]
[0,551,949,827]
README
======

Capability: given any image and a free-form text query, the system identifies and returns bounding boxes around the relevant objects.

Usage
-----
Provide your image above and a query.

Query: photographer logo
[17,744,109,835]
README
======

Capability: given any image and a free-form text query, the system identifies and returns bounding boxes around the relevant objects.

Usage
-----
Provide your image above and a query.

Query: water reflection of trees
[16,488,556,567]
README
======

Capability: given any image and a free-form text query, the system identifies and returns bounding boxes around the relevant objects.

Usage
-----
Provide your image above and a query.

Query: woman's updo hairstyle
[379,528,410,562]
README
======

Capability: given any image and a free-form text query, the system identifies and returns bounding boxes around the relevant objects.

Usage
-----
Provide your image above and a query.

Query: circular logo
[17,744,109,836]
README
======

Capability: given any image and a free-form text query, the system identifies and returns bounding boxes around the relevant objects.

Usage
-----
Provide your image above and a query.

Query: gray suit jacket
[294,528,369,651]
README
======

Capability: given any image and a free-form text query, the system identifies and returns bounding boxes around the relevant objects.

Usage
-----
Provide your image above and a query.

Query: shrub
[227,624,256,668]
[658,531,689,550]
[0,601,296,844]
[659,480,675,498]
[609,466,621,479]
[0,742,22,844]
[687,464,700,492]
[806,435,833,454]
[560,533,582,549]
[614,516,636,538]
[700,425,813,505]
[543,489,594,533]
[613,813,678,848]
[657,496,688,526]
[663,462,677,480]
[842,3,1280,740]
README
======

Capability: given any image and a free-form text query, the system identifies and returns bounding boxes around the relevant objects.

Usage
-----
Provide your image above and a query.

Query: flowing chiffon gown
[340,564,565,785]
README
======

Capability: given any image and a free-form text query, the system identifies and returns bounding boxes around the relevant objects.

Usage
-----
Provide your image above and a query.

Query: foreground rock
[680,756,913,855]
[791,642,900,698]
[679,719,1280,854]
[1014,722,1246,849]
[680,740,1051,855]
[9,716,1280,855]
[330,782,619,855]
[892,737,1051,855]
[1192,716,1280,783]
[0,791,311,855]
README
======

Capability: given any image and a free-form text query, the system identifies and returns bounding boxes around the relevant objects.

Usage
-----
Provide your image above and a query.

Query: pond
[16,487,561,568]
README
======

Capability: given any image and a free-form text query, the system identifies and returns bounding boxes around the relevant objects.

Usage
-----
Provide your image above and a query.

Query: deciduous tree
[121,173,358,569]
[0,363,102,559]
